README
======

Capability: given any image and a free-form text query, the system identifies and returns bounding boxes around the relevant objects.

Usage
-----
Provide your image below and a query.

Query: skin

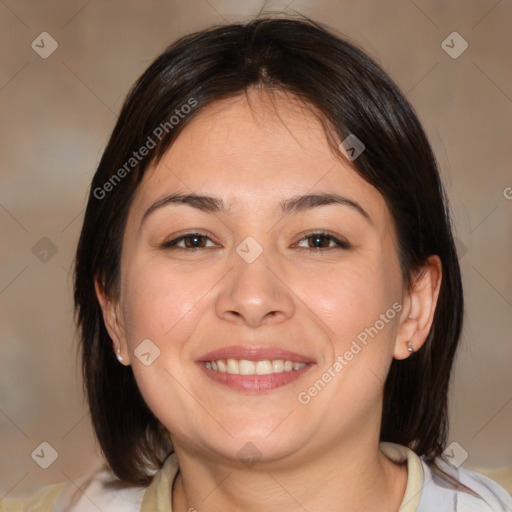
[97,88,442,512]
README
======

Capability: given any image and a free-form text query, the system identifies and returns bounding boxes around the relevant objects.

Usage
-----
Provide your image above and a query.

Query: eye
[161,231,349,251]
[162,232,218,249]
[295,231,350,250]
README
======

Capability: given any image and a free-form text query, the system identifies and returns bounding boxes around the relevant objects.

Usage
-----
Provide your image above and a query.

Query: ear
[94,278,130,365]
[394,255,442,360]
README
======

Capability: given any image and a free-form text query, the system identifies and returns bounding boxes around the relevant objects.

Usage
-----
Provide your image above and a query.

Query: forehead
[131,90,390,226]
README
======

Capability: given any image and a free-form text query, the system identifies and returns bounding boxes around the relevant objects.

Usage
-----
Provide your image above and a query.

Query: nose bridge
[215,236,295,327]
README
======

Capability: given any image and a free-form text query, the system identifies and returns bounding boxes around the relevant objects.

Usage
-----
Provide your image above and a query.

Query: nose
[215,248,295,328]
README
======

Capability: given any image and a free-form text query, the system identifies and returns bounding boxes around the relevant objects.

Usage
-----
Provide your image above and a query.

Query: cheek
[297,257,402,420]
[305,255,401,352]
[118,257,214,435]
[119,255,213,345]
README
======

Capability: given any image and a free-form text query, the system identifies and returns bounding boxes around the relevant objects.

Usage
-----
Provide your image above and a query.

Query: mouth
[196,346,315,392]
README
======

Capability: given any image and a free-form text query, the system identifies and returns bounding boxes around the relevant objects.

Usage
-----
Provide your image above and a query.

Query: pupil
[187,235,203,248]
[312,235,326,248]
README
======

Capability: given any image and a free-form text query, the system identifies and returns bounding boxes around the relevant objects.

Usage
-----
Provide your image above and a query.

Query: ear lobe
[94,278,129,364]
[394,255,442,360]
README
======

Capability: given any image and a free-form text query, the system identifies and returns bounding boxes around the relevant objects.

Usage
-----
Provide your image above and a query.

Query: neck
[171,438,408,512]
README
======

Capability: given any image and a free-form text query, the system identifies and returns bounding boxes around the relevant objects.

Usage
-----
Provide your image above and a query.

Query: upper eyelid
[296,233,347,247]
[163,231,218,247]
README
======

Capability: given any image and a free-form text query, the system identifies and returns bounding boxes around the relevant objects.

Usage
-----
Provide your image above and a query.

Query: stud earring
[115,347,124,363]
[407,340,414,354]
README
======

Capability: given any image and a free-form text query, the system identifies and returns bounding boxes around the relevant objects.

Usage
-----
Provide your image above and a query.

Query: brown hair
[74,15,463,484]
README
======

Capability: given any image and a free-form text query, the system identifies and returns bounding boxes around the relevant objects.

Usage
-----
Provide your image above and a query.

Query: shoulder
[51,467,147,512]
[1,453,179,512]
[0,467,147,512]
[1,482,67,511]
[418,455,512,511]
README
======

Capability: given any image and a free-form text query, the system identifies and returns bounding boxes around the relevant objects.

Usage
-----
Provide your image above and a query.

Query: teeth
[227,358,239,374]
[204,359,307,374]
[239,359,255,375]
[255,360,273,375]
[272,360,284,373]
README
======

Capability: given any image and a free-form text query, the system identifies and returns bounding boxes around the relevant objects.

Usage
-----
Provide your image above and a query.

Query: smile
[197,346,314,391]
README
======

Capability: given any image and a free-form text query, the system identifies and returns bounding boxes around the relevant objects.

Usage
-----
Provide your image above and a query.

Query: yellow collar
[379,442,423,512]
[141,451,179,510]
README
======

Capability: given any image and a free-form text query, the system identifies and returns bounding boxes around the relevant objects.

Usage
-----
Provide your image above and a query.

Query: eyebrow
[140,192,373,226]
[281,193,373,224]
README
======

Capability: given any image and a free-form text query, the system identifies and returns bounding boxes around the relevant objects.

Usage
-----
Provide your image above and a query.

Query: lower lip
[197,363,314,392]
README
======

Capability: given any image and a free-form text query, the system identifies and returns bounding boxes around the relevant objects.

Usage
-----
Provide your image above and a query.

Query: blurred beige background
[1,0,511,499]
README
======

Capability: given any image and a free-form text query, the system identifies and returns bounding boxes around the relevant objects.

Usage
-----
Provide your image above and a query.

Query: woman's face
[111,90,410,465]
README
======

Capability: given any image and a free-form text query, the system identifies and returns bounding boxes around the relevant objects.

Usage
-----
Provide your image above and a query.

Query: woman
[4,15,511,512]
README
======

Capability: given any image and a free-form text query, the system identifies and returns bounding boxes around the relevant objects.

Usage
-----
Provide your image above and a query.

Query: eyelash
[162,231,351,251]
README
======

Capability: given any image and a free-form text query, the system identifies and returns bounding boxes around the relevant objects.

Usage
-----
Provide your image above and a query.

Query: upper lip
[197,345,314,364]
